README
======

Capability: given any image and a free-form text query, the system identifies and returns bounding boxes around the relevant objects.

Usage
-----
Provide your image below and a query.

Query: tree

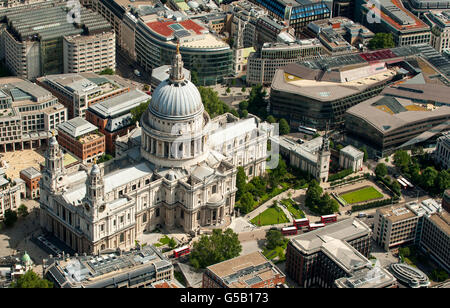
[4,209,17,227]
[239,109,248,118]
[375,163,388,179]
[421,167,438,191]
[305,180,323,210]
[399,247,410,259]
[99,68,115,75]
[236,166,247,201]
[189,229,242,269]
[241,86,246,93]
[226,87,231,94]
[198,87,230,118]
[393,150,411,172]
[240,192,255,214]
[279,118,290,135]
[130,100,151,124]
[266,115,276,123]
[435,170,450,194]
[319,193,339,215]
[191,70,200,86]
[239,100,249,111]
[265,230,285,250]
[246,85,267,119]
[368,33,395,50]
[268,155,287,188]
[360,147,368,162]
[10,270,53,288]
[18,204,28,218]
[168,237,177,249]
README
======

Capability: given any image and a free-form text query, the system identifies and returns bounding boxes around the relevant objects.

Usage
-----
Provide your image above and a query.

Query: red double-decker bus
[293,218,309,229]
[281,226,298,236]
[173,245,190,258]
[308,223,325,231]
[321,214,337,224]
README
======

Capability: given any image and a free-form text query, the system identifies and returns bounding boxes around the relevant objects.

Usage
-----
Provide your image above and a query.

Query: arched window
[143,213,147,222]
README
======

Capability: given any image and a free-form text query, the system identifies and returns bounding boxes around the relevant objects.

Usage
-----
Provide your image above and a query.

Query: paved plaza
[1,148,45,179]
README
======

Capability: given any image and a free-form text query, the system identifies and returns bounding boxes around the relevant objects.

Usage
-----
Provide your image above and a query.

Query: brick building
[19,167,42,199]
[86,89,150,153]
[57,117,105,163]
[202,252,285,288]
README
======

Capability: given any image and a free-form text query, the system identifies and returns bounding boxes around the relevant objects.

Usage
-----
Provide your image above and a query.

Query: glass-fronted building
[135,18,232,86]
[254,0,331,35]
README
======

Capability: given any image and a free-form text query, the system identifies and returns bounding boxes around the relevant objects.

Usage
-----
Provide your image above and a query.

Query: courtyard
[0,148,46,179]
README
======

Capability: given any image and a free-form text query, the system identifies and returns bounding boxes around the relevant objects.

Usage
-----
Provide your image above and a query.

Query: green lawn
[250,205,290,226]
[280,199,305,219]
[340,186,383,204]
[154,235,171,247]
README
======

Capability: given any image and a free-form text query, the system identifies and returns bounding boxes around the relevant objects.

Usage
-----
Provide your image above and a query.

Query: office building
[39,51,269,254]
[227,0,265,49]
[134,11,233,85]
[203,252,285,288]
[306,17,374,51]
[0,77,67,153]
[57,117,106,164]
[19,167,41,199]
[443,189,450,212]
[0,170,25,219]
[270,50,400,130]
[339,145,364,172]
[403,0,450,16]
[274,135,330,182]
[253,0,331,36]
[247,39,323,86]
[286,217,397,288]
[356,0,431,47]
[345,95,450,158]
[36,73,131,119]
[434,131,450,169]
[63,31,116,75]
[372,200,441,251]
[0,0,115,80]
[423,11,450,53]
[419,211,450,272]
[86,89,151,153]
[44,245,174,288]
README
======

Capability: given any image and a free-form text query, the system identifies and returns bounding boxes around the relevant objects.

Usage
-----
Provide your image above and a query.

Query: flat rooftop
[362,0,430,32]
[88,89,151,118]
[20,167,41,179]
[58,117,98,138]
[142,17,229,50]
[1,3,110,41]
[206,252,284,288]
[290,218,371,254]
[346,95,450,135]
[0,77,54,104]
[46,245,172,288]
[378,204,418,223]
[340,145,364,158]
[428,211,450,236]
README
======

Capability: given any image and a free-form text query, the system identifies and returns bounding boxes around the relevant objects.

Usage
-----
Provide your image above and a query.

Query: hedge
[351,198,398,212]
[328,169,353,182]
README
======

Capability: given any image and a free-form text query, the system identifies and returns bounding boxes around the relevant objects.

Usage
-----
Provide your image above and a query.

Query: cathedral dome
[148,43,204,120]
[149,79,203,120]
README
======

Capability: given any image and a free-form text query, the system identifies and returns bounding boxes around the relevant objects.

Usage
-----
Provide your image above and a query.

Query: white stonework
[40,50,269,254]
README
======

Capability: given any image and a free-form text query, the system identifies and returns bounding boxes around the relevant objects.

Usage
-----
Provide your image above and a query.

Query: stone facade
[39,50,269,254]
